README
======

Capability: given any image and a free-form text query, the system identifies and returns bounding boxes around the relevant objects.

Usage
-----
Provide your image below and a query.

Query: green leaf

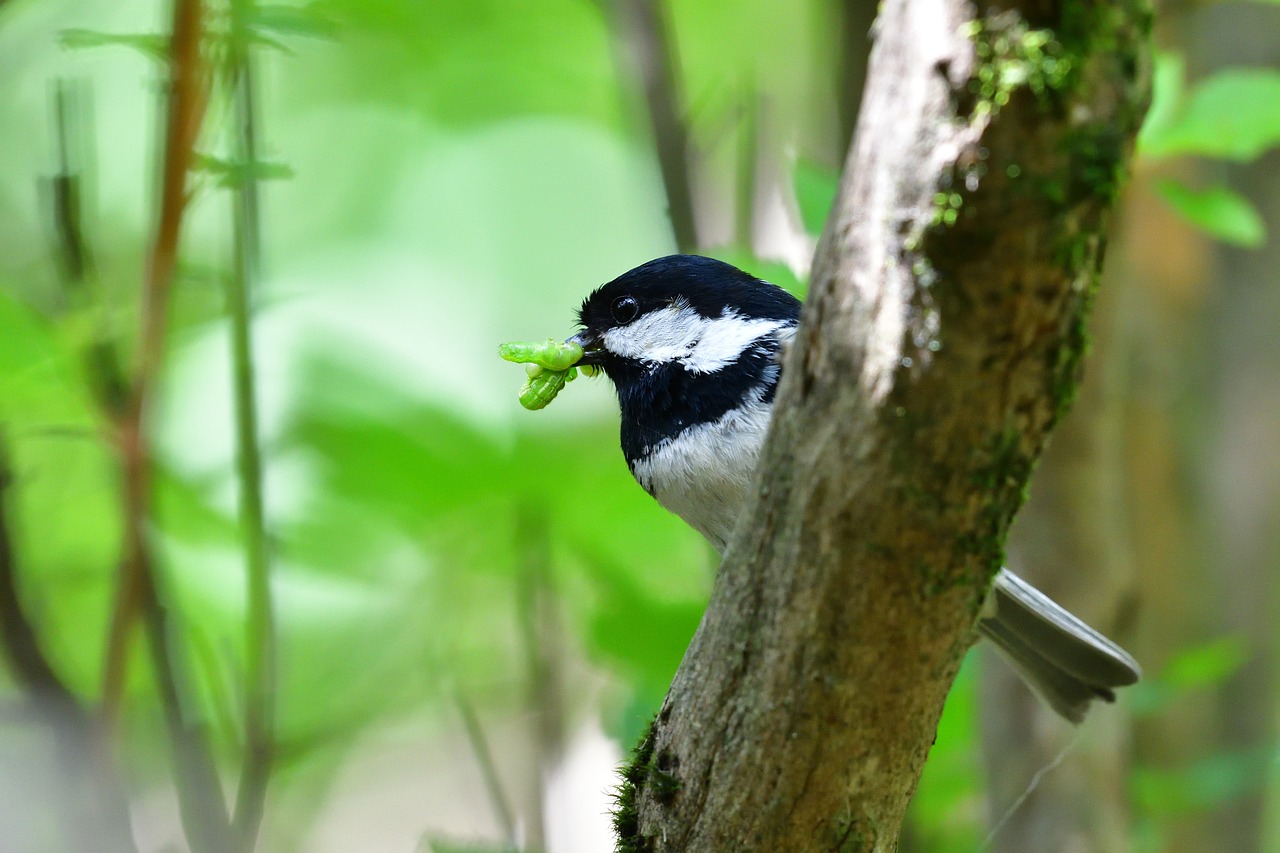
[1161,635,1249,689]
[250,4,340,41]
[1156,181,1266,247]
[1136,52,1185,154]
[1127,635,1251,716]
[586,556,704,711]
[1132,748,1276,816]
[0,291,96,427]
[7,433,121,693]
[192,153,296,188]
[1140,67,1280,161]
[59,29,168,62]
[792,159,839,236]
[247,30,298,56]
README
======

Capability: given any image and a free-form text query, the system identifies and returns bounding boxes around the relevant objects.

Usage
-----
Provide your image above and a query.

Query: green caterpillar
[518,365,576,410]
[498,338,595,410]
[498,338,583,372]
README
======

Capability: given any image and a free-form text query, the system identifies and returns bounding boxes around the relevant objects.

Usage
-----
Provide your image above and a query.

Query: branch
[100,0,209,723]
[733,85,760,251]
[516,504,565,851]
[605,0,699,252]
[95,1,234,850]
[455,692,519,848]
[48,81,129,415]
[623,1,1150,849]
[226,3,277,848]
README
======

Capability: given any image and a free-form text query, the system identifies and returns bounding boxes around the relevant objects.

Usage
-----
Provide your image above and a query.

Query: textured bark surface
[620,1,1150,851]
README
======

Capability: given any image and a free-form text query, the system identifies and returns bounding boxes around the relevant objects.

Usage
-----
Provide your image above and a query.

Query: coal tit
[569,254,1140,723]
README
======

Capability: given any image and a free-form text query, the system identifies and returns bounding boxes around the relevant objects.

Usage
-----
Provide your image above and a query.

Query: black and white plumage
[570,254,1140,723]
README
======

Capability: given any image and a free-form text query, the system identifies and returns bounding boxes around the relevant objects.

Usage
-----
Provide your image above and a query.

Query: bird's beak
[567,331,605,366]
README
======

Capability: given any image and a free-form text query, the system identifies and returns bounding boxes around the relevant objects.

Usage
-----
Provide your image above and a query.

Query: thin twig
[100,0,210,723]
[455,692,519,848]
[606,0,699,252]
[93,1,234,851]
[49,81,129,415]
[516,505,565,852]
[225,1,277,848]
[734,83,759,252]
[51,81,90,291]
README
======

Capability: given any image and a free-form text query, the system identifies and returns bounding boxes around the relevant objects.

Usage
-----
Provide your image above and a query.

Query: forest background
[1,0,1279,851]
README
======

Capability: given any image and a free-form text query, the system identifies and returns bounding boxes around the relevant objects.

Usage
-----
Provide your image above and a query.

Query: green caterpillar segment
[498,338,584,372]
[500,338,592,410]
[518,366,578,410]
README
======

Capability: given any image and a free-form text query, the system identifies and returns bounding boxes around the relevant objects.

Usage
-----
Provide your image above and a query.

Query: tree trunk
[1191,10,1280,852]
[618,1,1151,850]
[1121,159,1222,853]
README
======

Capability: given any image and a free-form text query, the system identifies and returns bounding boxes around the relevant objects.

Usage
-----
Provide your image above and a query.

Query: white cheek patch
[684,313,789,373]
[603,304,705,364]
[603,305,792,373]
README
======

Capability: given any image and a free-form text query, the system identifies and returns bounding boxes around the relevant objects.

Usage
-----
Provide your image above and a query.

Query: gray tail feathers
[979,569,1141,724]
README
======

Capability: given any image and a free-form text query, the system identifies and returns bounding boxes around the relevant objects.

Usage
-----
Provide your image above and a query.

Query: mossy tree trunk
[616,0,1151,850]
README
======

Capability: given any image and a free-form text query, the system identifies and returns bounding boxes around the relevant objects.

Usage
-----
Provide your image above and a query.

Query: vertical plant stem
[456,692,520,848]
[100,0,209,725]
[140,568,235,853]
[225,2,276,849]
[95,1,233,851]
[51,82,91,294]
[50,81,129,415]
[734,84,759,252]
[516,505,564,852]
[607,0,699,252]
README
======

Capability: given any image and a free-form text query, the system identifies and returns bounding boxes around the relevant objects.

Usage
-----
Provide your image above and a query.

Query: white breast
[629,394,773,553]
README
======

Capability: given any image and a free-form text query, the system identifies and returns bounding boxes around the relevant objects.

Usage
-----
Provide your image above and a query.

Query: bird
[567,253,1140,723]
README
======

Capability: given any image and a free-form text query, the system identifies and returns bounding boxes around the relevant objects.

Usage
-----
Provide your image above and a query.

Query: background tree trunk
[981,253,1138,853]
[619,1,1151,850]
[1192,9,1280,851]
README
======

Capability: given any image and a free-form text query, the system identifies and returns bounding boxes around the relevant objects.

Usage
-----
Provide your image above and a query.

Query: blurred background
[0,0,1278,851]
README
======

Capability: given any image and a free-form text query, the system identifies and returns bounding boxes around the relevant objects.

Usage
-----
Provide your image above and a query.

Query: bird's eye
[611,295,640,325]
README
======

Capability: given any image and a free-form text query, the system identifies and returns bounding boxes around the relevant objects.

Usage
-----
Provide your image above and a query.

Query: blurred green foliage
[1128,635,1249,717]
[1140,51,1280,245]
[1,0,1278,850]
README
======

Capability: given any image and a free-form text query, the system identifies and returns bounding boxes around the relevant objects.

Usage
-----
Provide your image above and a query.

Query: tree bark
[618,1,1150,851]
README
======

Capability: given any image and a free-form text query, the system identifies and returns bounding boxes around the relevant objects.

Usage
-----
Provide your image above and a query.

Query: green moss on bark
[612,718,655,852]
[613,716,681,852]
[964,13,1076,120]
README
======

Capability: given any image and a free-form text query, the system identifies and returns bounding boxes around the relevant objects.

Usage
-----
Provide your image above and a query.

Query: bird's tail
[978,568,1141,724]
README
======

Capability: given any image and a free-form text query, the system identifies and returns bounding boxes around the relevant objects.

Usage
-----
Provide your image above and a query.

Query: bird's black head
[569,254,801,459]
